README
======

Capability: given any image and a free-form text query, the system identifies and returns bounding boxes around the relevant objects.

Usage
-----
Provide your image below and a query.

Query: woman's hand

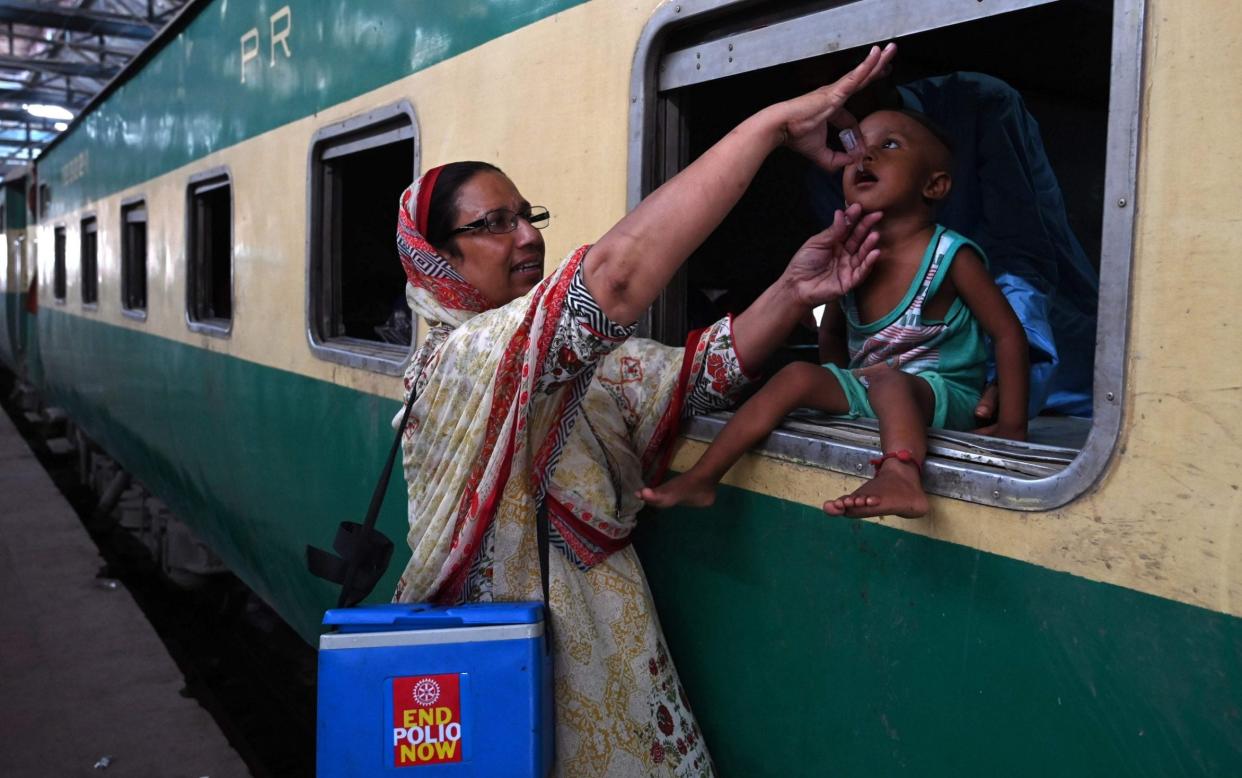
[775,43,897,171]
[781,204,883,307]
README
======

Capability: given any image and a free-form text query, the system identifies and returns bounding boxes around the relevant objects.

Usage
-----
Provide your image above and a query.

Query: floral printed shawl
[392,167,597,604]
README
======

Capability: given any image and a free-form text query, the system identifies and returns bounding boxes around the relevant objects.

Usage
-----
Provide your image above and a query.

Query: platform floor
[0,410,252,777]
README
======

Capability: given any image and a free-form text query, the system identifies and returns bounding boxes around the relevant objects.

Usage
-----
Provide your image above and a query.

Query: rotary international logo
[411,678,441,707]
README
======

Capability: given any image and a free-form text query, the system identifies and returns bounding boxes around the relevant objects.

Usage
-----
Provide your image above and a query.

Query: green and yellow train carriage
[10,0,1240,773]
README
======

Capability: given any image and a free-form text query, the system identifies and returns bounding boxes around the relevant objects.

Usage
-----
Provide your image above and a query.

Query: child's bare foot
[637,472,718,509]
[823,458,929,518]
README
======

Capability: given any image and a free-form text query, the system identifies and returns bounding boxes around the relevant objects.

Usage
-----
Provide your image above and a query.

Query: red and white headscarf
[396,165,493,325]
[393,166,592,604]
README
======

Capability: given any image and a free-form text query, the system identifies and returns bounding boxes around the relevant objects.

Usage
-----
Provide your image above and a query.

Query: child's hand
[783,204,883,307]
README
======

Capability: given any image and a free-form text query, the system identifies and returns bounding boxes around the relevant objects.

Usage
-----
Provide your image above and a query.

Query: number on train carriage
[631,0,1140,511]
[306,101,419,375]
[186,169,234,336]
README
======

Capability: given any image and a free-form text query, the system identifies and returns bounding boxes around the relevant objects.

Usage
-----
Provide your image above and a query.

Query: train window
[186,169,233,336]
[121,198,147,319]
[38,184,50,220]
[80,216,98,307]
[629,0,1142,510]
[307,101,419,374]
[53,226,66,302]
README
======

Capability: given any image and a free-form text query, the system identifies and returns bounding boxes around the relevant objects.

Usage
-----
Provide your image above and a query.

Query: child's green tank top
[840,225,988,392]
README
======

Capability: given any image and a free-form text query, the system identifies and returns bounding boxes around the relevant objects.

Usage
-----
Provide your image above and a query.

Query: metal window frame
[52,224,66,303]
[79,214,98,309]
[184,166,233,338]
[627,0,1144,511]
[305,100,420,376]
[120,195,148,321]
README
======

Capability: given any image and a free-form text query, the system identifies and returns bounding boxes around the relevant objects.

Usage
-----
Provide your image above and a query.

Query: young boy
[640,109,1029,518]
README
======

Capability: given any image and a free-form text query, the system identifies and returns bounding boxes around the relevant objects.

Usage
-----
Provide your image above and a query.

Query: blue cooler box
[317,602,552,777]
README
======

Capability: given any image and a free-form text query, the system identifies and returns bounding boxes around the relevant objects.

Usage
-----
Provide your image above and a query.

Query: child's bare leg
[824,368,935,519]
[640,362,849,508]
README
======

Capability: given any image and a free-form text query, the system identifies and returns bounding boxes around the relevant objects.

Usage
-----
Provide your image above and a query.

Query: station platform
[0,410,252,777]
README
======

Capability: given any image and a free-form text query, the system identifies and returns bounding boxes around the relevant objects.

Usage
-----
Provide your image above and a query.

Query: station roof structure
[0,0,192,179]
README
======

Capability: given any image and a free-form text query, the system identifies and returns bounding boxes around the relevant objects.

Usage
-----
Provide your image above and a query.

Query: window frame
[79,214,99,309]
[185,167,234,337]
[305,100,420,376]
[120,196,148,321]
[626,0,1144,511]
[52,224,67,304]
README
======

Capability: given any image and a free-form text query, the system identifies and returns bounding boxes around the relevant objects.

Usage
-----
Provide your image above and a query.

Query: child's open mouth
[853,168,878,185]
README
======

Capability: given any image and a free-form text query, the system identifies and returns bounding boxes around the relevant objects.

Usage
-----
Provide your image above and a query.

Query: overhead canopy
[0,0,192,178]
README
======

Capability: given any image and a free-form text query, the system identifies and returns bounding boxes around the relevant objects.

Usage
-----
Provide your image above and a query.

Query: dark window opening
[80,216,98,305]
[187,174,232,330]
[309,104,418,373]
[122,201,148,315]
[661,1,1110,441]
[53,227,66,302]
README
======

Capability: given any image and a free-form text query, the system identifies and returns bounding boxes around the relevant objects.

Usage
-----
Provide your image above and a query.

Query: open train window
[186,169,233,336]
[80,216,98,307]
[121,198,147,319]
[53,226,66,303]
[629,0,1142,510]
[307,102,419,375]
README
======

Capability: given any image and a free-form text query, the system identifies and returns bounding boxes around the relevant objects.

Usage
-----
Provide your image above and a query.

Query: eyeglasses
[447,206,550,237]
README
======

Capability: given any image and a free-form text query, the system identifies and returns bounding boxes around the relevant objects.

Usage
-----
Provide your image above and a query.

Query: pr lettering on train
[240,5,293,84]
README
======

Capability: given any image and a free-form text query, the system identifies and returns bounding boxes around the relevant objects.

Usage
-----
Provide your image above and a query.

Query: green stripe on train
[635,499,1242,777]
[39,0,590,217]
[32,307,408,637]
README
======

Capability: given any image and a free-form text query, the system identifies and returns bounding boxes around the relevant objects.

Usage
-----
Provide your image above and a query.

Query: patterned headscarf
[393,164,594,605]
[396,165,492,326]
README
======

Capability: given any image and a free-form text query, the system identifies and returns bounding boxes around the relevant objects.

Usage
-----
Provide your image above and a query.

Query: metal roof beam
[0,54,119,79]
[0,86,89,108]
[0,1,156,40]
[0,108,58,126]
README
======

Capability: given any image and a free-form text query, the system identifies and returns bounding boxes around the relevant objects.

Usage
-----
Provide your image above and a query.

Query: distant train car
[23,0,1241,774]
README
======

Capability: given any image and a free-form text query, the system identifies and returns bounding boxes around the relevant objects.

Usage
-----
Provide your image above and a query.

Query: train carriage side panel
[29,0,648,638]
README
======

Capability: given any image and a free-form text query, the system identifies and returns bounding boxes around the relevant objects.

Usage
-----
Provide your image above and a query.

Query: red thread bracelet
[869,449,923,475]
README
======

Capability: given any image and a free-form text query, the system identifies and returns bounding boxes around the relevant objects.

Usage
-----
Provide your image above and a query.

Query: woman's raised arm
[583,43,896,325]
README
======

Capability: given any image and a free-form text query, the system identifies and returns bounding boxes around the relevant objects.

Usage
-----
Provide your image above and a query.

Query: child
[640,109,1028,518]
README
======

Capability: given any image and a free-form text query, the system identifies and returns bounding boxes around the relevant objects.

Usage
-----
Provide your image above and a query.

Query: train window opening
[307,102,418,375]
[121,199,148,318]
[634,0,1140,509]
[80,216,98,307]
[186,171,232,335]
[53,226,66,302]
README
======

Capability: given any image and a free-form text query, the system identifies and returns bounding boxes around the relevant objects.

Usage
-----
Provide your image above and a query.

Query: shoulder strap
[307,387,552,616]
[922,228,986,304]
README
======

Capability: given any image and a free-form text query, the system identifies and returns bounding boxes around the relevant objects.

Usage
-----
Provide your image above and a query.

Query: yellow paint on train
[27,0,1242,619]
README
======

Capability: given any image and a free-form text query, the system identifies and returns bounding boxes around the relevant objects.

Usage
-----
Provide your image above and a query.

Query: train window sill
[681,412,1090,509]
[307,336,409,376]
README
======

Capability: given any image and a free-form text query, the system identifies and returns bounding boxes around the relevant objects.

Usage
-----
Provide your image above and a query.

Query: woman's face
[440,171,546,307]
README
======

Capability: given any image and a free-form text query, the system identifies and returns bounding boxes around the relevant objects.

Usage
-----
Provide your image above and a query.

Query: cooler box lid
[323,602,543,633]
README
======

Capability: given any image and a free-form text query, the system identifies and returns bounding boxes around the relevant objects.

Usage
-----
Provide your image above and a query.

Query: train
[1,0,1239,774]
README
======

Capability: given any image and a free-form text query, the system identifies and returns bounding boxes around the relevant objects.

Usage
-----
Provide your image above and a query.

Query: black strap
[308,388,553,619]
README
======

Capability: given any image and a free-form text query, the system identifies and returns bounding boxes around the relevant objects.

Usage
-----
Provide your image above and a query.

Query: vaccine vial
[838,128,866,171]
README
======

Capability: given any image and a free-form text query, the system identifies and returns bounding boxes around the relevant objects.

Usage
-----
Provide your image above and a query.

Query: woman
[393,44,896,776]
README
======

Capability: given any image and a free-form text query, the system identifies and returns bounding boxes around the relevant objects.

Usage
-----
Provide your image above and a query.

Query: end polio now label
[392,674,463,767]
